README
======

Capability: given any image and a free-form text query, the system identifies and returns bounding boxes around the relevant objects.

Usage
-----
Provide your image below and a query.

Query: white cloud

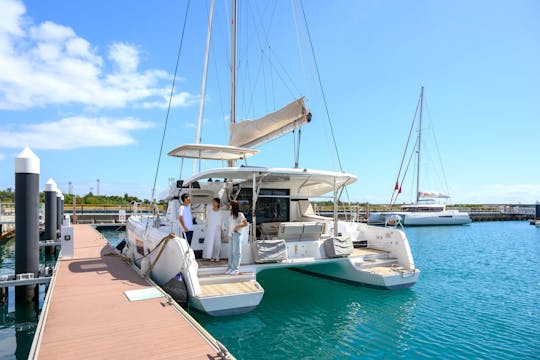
[0,117,154,150]
[0,153,5,161]
[109,42,139,73]
[0,0,25,37]
[0,0,194,110]
[141,91,199,109]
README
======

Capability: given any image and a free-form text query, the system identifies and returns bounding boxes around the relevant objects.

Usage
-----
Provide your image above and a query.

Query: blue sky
[0,0,539,204]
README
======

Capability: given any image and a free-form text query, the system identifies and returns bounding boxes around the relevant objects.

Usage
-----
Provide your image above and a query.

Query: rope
[299,0,343,173]
[298,1,355,209]
[389,94,421,206]
[150,0,191,203]
[144,233,177,276]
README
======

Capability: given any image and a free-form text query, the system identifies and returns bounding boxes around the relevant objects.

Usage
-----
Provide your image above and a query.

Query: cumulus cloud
[0,117,154,149]
[0,0,195,110]
[141,91,199,109]
[109,42,139,73]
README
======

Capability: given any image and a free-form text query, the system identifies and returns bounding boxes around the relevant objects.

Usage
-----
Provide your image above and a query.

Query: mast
[193,0,215,173]
[228,0,237,167]
[230,0,237,126]
[416,86,424,203]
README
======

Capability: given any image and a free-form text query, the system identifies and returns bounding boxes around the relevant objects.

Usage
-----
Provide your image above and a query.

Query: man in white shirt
[178,194,194,246]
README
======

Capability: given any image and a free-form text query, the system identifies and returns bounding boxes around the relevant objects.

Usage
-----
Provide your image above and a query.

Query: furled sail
[229,97,311,148]
[418,192,451,199]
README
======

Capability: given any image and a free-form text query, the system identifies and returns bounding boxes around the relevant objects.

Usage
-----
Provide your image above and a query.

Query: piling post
[44,179,58,255]
[14,147,40,304]
[536,201,540,220]
[56,190,64,231]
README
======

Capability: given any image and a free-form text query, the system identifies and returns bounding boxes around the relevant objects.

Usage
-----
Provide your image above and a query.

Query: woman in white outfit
[203,198,223,261]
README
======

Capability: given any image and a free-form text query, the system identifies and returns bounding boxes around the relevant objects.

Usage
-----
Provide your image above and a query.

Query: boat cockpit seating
[277,222,324,241]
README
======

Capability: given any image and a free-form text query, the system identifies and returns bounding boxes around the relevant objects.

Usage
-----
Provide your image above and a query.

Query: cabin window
[236,188,290,224]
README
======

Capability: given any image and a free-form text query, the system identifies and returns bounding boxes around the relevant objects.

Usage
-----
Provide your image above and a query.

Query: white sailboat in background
[125,1,419,316]
[368,87,471,226]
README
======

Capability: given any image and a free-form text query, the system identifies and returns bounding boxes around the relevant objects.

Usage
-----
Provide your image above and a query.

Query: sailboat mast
[230,0,237,126]
[193,0,215,173]
[416,86,424,203]
[227,0,237,168]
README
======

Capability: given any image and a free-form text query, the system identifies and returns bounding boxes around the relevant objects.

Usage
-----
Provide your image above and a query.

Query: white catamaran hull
[368,211,471,226]
[126,212,419,316]
[126,216,265,316]
[295,259,419,289]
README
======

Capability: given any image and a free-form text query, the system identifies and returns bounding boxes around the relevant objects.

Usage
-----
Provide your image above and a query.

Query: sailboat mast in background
[416,86,424,203]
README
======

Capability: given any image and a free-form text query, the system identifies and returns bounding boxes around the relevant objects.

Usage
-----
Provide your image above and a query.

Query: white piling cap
[15,147,40,174]
[60,194,64,201]
[56,189,63,198]
[45,179,58,192]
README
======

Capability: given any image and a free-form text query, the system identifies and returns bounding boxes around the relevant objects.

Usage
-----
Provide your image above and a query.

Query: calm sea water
[0,240,54,359]
[192,222,540,359]
[1,222,539,359]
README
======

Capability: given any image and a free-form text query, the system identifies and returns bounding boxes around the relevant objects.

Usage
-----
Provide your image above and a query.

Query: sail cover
[229,97,311,148]
[418,192,451,199]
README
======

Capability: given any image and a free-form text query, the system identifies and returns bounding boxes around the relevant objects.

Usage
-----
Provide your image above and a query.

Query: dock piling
[44,179,58,255]
[14,147,40,304]
[56,190,64,233]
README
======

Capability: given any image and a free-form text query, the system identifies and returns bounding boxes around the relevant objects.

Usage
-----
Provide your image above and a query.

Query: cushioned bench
[277,222,324,241]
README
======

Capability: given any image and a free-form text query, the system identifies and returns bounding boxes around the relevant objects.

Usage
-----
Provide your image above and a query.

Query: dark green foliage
[0,188,15,202]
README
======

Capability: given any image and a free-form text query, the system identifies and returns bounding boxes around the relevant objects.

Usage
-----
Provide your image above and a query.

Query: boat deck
[32,224,226,360]
[351,247,390,257]
[199,279,262,297]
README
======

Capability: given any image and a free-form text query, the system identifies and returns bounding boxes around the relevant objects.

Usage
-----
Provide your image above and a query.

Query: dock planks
[33,224,225,360]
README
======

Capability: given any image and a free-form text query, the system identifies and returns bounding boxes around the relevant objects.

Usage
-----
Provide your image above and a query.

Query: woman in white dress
[203,198,223,261]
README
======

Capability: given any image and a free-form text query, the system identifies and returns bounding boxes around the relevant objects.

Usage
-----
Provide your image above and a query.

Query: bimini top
[167,144,259,161]
[183,166,357,197]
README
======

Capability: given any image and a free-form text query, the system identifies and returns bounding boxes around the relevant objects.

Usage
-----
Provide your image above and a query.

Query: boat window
[236,188,290,223]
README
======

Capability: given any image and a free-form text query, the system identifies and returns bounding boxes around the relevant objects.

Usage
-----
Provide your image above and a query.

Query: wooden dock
[30,224,229,359]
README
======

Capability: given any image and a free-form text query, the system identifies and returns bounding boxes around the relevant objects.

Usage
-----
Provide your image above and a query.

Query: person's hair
[213,198,221,206]
[230,200,240,218]
[181,193,190,203]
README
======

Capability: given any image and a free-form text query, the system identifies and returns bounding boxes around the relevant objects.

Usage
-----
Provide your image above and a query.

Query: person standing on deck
[225,200,247,275]
[204,198,224,261]
[178,194,194,246]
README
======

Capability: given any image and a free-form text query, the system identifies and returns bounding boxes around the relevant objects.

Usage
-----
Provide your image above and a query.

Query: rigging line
[299,0,343,172]
[424,99,451,195]
[150,0,191,202]
[393,135,419,206]
[389,94,421,204]
[251,0,277,112]
[209,31,228,141]
[291,0,309,102]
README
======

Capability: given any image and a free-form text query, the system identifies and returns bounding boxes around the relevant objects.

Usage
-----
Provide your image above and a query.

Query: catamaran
[368,87,471,226]
[125,1,420,316]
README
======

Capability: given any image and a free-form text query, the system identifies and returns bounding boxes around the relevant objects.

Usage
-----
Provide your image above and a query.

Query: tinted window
[236,188,290,223]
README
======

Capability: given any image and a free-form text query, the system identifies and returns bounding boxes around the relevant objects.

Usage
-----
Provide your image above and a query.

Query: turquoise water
[192,222,540,359]
[1,222,539,359]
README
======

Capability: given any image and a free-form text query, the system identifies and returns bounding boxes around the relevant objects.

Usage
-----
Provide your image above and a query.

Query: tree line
[0,188,151,205]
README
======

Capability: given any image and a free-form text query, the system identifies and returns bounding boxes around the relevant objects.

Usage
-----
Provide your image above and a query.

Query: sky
[0,0,539,204]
